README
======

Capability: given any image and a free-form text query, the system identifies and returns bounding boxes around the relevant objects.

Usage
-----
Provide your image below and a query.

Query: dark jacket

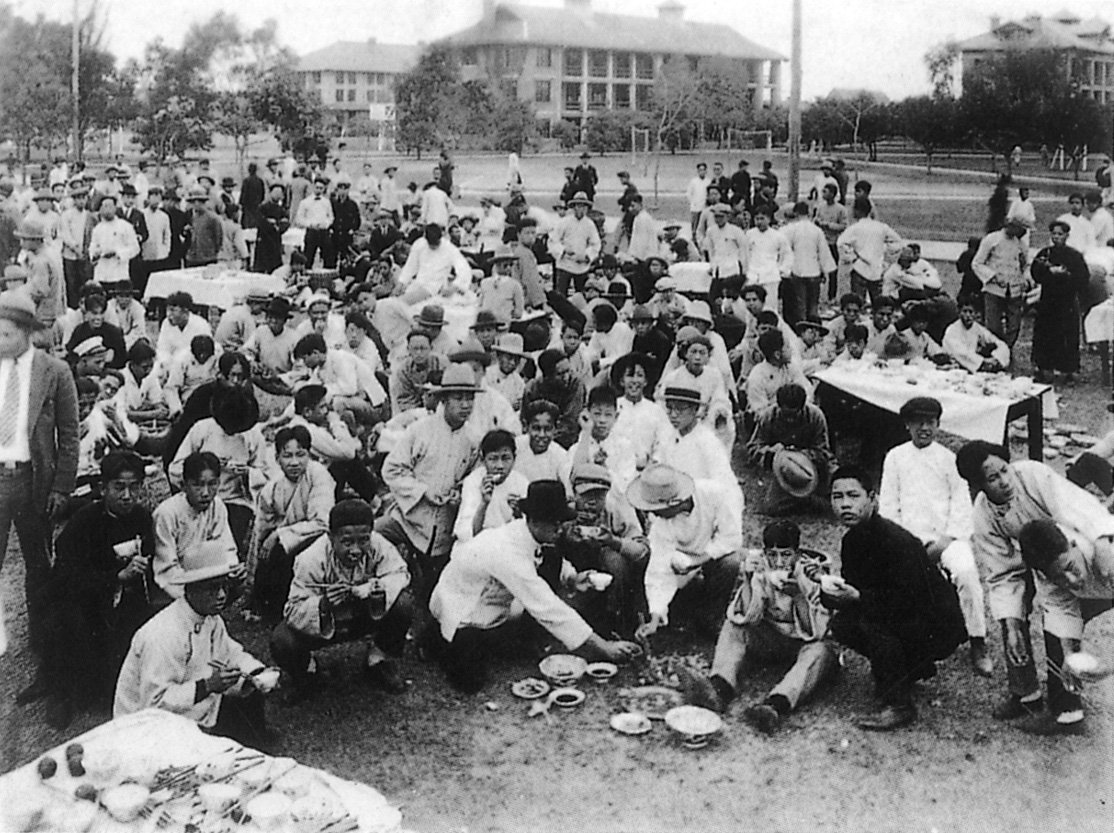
[29,351,80,511]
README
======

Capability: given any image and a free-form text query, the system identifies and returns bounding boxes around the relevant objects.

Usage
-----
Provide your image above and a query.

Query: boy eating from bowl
[453,429,530,543]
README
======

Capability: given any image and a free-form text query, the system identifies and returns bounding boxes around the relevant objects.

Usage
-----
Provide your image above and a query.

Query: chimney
[658,1,685,22]
[989,15,1000,30]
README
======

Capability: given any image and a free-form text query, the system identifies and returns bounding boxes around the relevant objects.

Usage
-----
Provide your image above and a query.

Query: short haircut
[348,282,375,301]
[741,284,767,301]
[182,450,221,482]
[1085,190,1103,204]
[83,294,106,313]
[1048,219,1071,233]
[275,424,312,451]
[855,179,872,194]
[518,216,538,229]
[839,292,864,309]
[1068,192,1084,202]
[906,304,930,323]
[190,335,214,359]
[593,303,618,328]
[294,333,328,359]
[756,310,779,327]
[844,323,868,343]
[344,310,374,334]
[294,383,328,414]
[955,440,1009,488]
[852,197,872,216]
[523,398,559,425]
[775,383,807,410]
[752,205,773,219]
[329,498,376,531]
[561,318,584,336]
[793,201,809,216]
[537,348,565,377]
[872,296,896,313]
[587,385,617,409]
[480,428,517,457]
[757,329,785,359]
[127,340,156,364]
[166,291,193,309]
[1017,520,1069,574]
[218,351,250,378]
[100,450,146,484]
[762,518,801,549]
[831,464,873,493]
[956,293,980,311]
[406,328,432,345]
[76,377,99,396]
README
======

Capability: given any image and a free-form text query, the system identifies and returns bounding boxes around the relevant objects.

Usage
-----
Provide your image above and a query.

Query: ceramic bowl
[550,687,586,709]
[585,662,618,683]
[253,667,281,693]
[665,705,723,749]
[587,571,613,591]
[101,783,150,822]
[538,654,588,685]
[510,677,551,699]
[609,712,652,736]
[274,766,314,799]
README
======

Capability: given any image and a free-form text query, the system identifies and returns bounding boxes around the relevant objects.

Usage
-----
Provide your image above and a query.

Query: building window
[335,89,344,102]
[335,71,344,84]
[501,79,517,98]
[635,54,654,80]
[589,50,608,78]
[565,48,583,77]
[367,90,374,103]
[588,82,607,109]
[535,80,552,102]
[311,71,321,84]
[563,81,582,109]
[348,72,357,84]
[347,89,356,102]
[635,84,653,110]
[613,84,630,108]
[366,73,374,84]
[462,48,477,66]
[537,48,552,69]
[613,52,631,78]
[536,119,552,139]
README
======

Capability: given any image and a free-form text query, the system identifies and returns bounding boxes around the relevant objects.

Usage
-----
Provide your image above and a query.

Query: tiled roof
[441,3,785,61]
[956,14,1114,56]
[296,42,422,74]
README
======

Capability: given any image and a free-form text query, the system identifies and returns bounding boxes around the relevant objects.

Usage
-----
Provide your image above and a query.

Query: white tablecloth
[242,227,306,250]
[144,268,288,309]
[670,262,712,295]
[0,709,403,832]
[815,365,1053,443]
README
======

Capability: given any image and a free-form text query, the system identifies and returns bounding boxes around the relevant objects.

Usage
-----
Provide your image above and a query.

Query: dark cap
[899,396,943,421]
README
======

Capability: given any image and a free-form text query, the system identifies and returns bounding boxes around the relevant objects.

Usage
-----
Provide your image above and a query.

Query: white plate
[664,705,724,739]
[610,712,652,736]
[510,677,551,700]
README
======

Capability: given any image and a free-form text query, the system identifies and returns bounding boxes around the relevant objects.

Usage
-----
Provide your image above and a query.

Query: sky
[8,0,1114,100]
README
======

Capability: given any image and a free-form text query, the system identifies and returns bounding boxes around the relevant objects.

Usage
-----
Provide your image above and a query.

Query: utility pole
[787,0,802,202]
[71,0,81,162]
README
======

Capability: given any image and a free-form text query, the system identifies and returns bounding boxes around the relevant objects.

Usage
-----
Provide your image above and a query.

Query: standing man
[971,218,1030,348]
[295,177,334,269]
[184,186,223,268]
[330,177,361,265]
[118,184,149,288]
[1056,193,1097,253]
[836,197,902,306]
[380,164,401,223]
[0,291,79,672]
[162,189,190,271]
[812,183,848,303]
[17,222,65,346]
[573,152,598,202]
[59,182,92,309]
[254,183,289,274]
[686,162,710,238]
[1030,219,1090,384]
[238,162,265,231]
[88,195,140,290]
[729,159,752,214]
[139,186,171,293]
[744,207,794,312]
[781,202,836,326]
[551,192,601,296]
[616,170,639,215]
[704,204,746,283]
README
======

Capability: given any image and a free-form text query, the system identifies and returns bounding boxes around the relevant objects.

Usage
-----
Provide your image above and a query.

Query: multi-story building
[439,0,784,134]
[957,11,1114,103]
[293,40,421,138]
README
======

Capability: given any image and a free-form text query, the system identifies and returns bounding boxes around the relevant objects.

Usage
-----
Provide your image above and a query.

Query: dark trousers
[269,595,412,681]
[562,545,646,637]
[1066,452,1113,496]
[0,467,51,652]
[826,244,839,301]
[670,552,744,634]
[227,503,254,558]
[554,268,586,297]
[328,460,379,503]
[63,258,91,309]
[206,690,270,751]
[850,273,882,307]
[303,228,335,269]
[829,613,939,706]
[782,275,821,327]
[254,542,296,618]
[426,617,545,693]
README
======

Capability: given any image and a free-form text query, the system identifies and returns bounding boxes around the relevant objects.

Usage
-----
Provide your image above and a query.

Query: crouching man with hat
[428,479,641,693]
[629,465,744,640]
[114,540,278,750]
[271,499,414,700]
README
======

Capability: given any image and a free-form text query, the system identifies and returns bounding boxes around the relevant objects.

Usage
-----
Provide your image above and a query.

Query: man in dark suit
[0,291,79,694]
[118,183,149,286]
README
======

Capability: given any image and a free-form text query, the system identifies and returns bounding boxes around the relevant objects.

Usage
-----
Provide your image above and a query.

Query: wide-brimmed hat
[434,363,482,394]
[571,463,612,495]
[662,385,702,406]
[567,191,592,207]
[245,286,272,303]
[14,221,45,240]
[796,318,829,337]
[683,300,714,325]
[384,164,398,173]
[490,245,518,263]
[170,540,239,586]
[32,188,53,202]
[221,176,235,187]
[470,309,508,332]
[654,276,677,292]
[449,336,491,366]
[492,332,526,357]
[414,304,446,328]
[662,220,682,230]
[710,203,733,216]
[519,479,577,523]
[120,183,138,197]
[305,292,331,311]
[630,304,655,322]
[265,297,292,319]
[626,465,695,512]
[0,290,45,331]
[185,185,209,202]
[773,448,820,499]
[196,173,216,186]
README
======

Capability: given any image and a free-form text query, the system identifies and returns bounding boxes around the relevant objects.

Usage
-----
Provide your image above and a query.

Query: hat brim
[625,470,694,512]
[414,316,446,327]
[520,498,576,522]
[797,322,830,336]
[0,308,46,330]
[170,561,236,586]
[493,346,526,358]
[567,199,592,207]
[450,351,491,366]
[773,450,820,499]
[434,383,482,395]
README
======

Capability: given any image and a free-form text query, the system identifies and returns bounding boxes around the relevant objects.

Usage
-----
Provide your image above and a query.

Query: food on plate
[101,783,150,822]
[610,712,652,735]
[274,766,314,799]
[290,795,343,833]
[585,662,618,683]
[199,782,242,813]
[246,792,292,830]
[73,783,98,802]
[67,757,86,777]
[253,667,281,693]
[622,686,684,720]
[36,757,57,780]
[510,677,551,699]
[538,654,588,684]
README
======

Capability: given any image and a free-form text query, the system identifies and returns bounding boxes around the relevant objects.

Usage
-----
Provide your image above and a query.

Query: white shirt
[941,319,1010,372]
[155,313,213,368]
[615,396,672,468]
[655,423,741,507]
[837,217,902,282]
[627,211,660,261]
[1056,212,1096,252]
[513,435,568,484]
[782,218,836,278]
[1090,206,1114,247]
[89,217,141,283]
[142,208,172,262]
[420,187,454,228]
[1005,197,1036,230]
[396,238,473,297]
[879,441,973,545]
[294,194,334,230]
[705,222,747,278]
[0,348,35,463]
[453,467,530,543]
[686,174,710,212]
[585,321,634,370]
[552,214,602,276]
[744,226,793,285]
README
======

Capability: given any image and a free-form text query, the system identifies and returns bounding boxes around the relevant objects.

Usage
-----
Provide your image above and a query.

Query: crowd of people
[0,147,1112,758]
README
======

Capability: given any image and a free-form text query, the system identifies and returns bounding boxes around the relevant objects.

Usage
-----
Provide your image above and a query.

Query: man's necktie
[0,363,20,446]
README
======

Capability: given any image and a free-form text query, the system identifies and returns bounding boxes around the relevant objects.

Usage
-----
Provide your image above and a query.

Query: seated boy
[271,499,413,699]
[485,332,527,411]
[824,292,865,354]
[796,318,833,377]
[942,294,1010,372]
[1016,520,1114,734]
[566,385,639,494]
[454,429,530,543]
[514,398,568,483]
[831,323,875,366]
[164,334,220,417]
[288,383,378,503]
[899,304,948,363]
[679,520,838,733]
[864,296,898,357]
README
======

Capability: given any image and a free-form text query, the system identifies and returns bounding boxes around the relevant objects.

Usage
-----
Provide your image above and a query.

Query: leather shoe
[743,702,781,734]
[1019,712,1086,736]
[16,676,49,706]
[969,642,994,678]
[857,704,917,731]
[365,661,406,694]
[992,694,1042,720]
